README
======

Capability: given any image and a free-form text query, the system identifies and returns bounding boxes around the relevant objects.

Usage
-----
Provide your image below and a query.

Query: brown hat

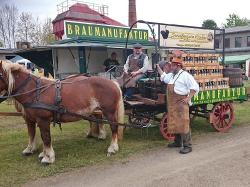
[171,57,183,67]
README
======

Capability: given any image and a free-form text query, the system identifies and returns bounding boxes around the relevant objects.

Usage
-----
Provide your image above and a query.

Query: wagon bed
[124,79,247,140]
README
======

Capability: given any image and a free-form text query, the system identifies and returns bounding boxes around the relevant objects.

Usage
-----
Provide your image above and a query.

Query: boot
[168,134,181,148]
[167,142,181,148]
[179,146,192,154]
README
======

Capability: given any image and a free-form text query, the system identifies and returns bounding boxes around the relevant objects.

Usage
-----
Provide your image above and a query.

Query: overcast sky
[2,0,249,28]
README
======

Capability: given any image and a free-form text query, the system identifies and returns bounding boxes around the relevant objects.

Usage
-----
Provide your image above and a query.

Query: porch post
[78,46,86,73]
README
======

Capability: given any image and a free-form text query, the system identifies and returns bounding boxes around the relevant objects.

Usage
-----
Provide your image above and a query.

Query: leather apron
[167,72,190,134]
[118,57,144,88]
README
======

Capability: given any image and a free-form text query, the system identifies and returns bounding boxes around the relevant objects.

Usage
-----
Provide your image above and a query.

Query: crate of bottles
[199,77,229,91]
[196,78,205,91]
[217,77,229,89]
[182,54,195,66]
[185,65,223,79]
[206,54,220,66]
[203,78,217,91]
[182,53,221,67]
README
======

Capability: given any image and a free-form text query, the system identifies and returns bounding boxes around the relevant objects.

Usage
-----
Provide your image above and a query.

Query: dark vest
[128,53,146,70]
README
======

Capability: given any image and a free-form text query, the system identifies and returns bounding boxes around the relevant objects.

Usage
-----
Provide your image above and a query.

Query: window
[215,39,219,48]
[247,36,250,47]
[235,37,242,48]
[225,38,230,48]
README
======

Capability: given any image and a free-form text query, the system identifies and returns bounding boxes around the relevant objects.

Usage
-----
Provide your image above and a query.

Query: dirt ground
[24,125,250,187]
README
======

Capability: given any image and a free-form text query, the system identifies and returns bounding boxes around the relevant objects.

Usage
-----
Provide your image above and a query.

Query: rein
[0,83,54,99]
[23,102,146,129]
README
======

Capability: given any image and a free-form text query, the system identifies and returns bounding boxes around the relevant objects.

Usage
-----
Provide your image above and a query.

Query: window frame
[247,36,250,47]
[235,37,242,48]
[225,38,230,48]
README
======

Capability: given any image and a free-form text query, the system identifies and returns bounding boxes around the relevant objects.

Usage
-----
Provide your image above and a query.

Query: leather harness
[0,73,66,127]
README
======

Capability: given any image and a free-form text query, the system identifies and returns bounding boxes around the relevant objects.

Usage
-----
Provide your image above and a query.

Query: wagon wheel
[128,114,150,127]
[160,113,175,141]
[210,102,234,132]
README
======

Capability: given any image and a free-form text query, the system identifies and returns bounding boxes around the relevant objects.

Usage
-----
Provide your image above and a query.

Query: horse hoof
[38,152,45,161]
[22,152,32,156]
[38,156,43,161]
[41,156,54,165]
[98,137,106,140]
[41,161,50,166]
[86,134,93,138]
[106,152,112,157]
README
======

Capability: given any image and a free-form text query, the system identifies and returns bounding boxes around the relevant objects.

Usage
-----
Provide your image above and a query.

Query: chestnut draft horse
[0,60,124,164]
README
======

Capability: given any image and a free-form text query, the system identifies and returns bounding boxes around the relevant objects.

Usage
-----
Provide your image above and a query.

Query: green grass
[0,99,250,186]
[243,80,250,87]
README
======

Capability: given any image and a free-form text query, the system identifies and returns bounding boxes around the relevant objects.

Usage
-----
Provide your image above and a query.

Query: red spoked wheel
[160,113,175,141]
[210,102,234,132]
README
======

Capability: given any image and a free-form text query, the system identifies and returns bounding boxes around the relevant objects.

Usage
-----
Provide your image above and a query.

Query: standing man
[103,52,120,72]
[118,43,151,99]
[157,57,199,154]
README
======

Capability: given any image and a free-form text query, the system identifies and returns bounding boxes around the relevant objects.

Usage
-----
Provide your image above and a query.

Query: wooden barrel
[223,68,243,87]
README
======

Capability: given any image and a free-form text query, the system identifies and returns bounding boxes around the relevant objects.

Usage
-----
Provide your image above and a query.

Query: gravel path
[24,125,250,187]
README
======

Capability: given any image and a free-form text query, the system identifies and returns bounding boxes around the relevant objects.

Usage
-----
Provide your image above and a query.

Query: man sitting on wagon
[157,56,199,154]
[117,43,152,99]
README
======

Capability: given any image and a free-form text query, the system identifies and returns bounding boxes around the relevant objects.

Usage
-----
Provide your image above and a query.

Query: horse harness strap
[23,102,66,114]
[23,102,146,129]
[12,74,32,95]
[35,78,42,102]
[0,74,32,103]
[54,80,62,127]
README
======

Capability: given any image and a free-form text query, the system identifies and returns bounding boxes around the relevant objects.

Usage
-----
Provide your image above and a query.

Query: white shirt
[124,53,152,73]
[160,69,199,104]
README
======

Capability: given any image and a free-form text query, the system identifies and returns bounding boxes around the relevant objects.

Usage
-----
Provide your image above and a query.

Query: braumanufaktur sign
[64,21,149,43]
[191,87,247,105]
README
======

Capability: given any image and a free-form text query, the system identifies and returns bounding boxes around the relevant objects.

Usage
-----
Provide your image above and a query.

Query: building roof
[0,48,15,54]
[52,3,125,26]
[216,25,250,35]
[49,38,155,49]
[225,25,250,33]
[52,3,126,39]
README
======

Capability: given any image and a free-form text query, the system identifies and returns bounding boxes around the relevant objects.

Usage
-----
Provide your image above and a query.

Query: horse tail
[113,81,125,140]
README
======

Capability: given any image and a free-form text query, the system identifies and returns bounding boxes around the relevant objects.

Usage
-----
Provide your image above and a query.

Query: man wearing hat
[157,56,199,154]
[118,43,151,99]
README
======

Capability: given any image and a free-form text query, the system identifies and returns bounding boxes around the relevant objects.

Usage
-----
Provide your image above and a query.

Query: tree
[29,17,43,46]
[202,19,218,29]
[223,13,248,28]
[41,18,55,45]
[17,14,55,46]
[17,12,36,43]
[0,4,18,48]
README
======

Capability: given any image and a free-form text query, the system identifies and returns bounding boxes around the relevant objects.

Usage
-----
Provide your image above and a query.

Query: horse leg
[86,121,99,138]
[86,112,106,140]
[98,123,106,140]
[106,113,119,156]
[22,120,39,156]
[37,119,55,164]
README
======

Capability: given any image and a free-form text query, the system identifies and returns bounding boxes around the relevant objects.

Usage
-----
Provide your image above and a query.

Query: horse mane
[1,60,31,94]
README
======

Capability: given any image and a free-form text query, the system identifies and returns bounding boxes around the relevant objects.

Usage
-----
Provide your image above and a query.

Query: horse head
[0,60,9,94]
[0,60,28,95]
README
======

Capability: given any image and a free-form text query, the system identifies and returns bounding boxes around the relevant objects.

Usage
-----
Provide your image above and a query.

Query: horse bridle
[0,72,8,103]
[0,72,43,100]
